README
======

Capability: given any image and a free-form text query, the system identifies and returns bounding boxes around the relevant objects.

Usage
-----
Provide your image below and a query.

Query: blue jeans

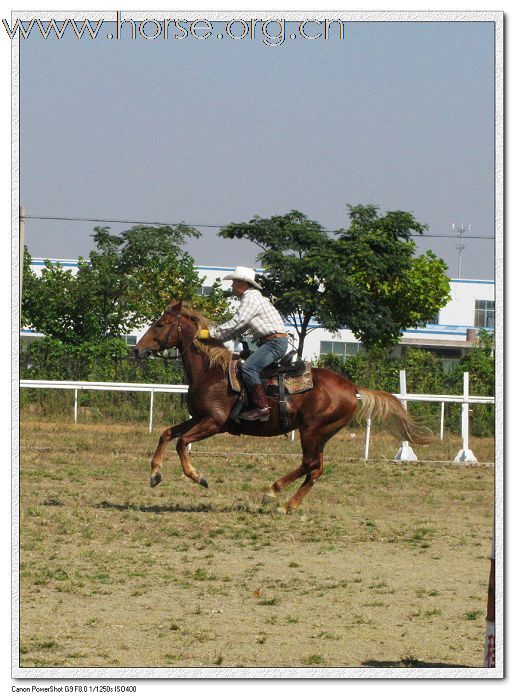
[241,337,289,386]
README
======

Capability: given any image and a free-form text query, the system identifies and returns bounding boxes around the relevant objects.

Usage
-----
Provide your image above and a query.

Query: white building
[24,259,494,369]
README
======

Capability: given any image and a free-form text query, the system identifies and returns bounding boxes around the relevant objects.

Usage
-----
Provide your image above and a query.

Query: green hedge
[20,337,189,425]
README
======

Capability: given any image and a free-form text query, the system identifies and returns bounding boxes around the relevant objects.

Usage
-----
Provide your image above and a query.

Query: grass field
[18,418,495,671]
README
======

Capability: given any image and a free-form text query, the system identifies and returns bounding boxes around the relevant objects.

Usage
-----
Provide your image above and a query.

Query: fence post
[454,372,477,462]
[74,389,78,424]
[364,416,371,460]
[440,401,445,442]
[149,389,154,434]
[394,369,417,461]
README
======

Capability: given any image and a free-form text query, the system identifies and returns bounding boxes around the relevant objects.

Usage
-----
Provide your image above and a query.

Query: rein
[158,311,199,359]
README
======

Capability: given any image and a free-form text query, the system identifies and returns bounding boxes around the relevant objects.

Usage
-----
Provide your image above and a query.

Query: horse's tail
[355,386,435,445]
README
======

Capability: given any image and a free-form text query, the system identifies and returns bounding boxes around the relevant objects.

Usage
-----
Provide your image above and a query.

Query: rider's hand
[198,329,211,339]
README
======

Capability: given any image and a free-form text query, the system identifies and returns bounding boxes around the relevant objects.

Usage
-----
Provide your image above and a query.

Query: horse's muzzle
[134,346,151,360]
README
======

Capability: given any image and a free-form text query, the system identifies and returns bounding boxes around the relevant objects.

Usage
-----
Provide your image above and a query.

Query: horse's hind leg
[262,461,324,511]
[150,417,197,487]
[263,430,323,512]
[262,465,310,504]
[283,459,323,513]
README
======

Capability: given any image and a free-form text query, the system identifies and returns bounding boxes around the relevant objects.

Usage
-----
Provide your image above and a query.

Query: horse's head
[134,300,193,359]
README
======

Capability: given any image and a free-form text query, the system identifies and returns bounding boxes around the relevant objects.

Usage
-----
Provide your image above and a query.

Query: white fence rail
[20,371,494,463]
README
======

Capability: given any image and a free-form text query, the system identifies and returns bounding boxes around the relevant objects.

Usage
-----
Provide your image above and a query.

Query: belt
[260,333,288,342]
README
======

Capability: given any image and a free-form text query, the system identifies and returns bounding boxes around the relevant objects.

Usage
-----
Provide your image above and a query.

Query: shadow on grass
[362,657,472,668]
[96,499,257,514]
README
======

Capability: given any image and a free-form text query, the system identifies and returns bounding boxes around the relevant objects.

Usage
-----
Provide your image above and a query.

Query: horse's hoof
[276,506,289,515]
[262,492,276,505]
[150,473,162,488]
[199,477,209,488]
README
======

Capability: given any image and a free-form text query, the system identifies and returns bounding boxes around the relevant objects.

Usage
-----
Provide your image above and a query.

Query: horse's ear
[176,300,183,312]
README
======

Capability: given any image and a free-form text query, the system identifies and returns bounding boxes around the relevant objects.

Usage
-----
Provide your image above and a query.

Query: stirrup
[239,406,270,422]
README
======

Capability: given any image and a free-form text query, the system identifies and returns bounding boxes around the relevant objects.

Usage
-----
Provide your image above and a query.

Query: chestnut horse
[134,300,432,512]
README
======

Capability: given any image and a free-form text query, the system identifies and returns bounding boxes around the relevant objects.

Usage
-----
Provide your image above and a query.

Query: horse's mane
[177,304,232,371]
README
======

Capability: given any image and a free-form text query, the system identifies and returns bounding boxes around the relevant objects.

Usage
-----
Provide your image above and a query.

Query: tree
[320,205,452,348]
[218,206,451,356]
[23,225,228,345]
[21,245,34,330]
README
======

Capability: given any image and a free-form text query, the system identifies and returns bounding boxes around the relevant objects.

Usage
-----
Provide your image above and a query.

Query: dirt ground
[18,419,495,671]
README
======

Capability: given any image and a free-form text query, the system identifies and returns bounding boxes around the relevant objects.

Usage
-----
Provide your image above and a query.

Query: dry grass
[19,419,494,670]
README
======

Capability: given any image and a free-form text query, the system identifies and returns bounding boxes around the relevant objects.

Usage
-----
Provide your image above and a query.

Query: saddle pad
[229,359,242,393]
[265,362,313,395]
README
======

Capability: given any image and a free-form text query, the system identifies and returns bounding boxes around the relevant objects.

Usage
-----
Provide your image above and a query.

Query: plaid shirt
[210,289,285,342]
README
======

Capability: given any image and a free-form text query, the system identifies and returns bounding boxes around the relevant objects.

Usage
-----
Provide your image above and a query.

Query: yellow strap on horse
[198,329,210,339]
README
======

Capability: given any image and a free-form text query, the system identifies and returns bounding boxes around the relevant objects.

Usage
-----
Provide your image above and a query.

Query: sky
[19,16,496,279]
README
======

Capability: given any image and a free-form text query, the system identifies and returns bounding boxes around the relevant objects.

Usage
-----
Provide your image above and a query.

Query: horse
[134,300,433,513]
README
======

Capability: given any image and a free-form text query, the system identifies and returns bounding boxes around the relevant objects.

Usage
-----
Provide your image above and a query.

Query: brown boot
[240,384,270,422]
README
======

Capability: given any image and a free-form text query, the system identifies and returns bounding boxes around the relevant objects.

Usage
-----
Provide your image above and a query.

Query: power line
[24,215,222,229]
[23,214,494,240]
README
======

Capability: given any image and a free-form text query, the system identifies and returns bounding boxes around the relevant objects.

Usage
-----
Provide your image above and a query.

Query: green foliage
[197,278,233,323]
[402,348,447,395]
[454,330,494,394]
[23,225,229,345]
[218,206,451,356]
[21,246,33,329]
[320,349,400,393]
[21,337,185,383]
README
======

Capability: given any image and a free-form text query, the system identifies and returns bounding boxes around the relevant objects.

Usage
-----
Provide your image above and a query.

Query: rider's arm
[209,293,257,342]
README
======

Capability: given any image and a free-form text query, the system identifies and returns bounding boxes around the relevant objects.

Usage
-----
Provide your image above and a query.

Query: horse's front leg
[176,416,222,489]
[150,417,197,487]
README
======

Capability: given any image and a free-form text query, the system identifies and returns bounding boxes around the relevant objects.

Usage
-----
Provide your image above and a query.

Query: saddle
[228,350,313,432]
[259,350,305,379]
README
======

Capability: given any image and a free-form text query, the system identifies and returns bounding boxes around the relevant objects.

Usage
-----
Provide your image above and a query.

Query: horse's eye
[156,321,164,328]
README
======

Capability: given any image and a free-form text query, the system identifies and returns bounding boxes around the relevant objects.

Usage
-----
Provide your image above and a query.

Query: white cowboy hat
[223,266,262,290]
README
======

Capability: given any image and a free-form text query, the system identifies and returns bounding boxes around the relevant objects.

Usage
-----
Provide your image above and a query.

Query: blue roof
[30,259,492,285]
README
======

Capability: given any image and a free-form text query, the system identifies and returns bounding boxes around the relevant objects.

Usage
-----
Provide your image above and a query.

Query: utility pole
[20,205,25,308]
[452,222,470,279]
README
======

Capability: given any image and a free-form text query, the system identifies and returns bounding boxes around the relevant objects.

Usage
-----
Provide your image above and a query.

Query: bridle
[156,310,198,358]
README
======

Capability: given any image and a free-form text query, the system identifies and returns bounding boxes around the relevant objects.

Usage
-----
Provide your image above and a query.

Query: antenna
[452,223,471,278]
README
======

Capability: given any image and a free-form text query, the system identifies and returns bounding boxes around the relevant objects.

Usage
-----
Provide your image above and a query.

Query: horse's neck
[177,326,226,385]
[179,331,218,386]
[180,346,205,387]
[180,341,227,388]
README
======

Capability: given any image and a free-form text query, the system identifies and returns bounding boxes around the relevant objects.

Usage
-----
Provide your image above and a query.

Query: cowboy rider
[197,266,288,421]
